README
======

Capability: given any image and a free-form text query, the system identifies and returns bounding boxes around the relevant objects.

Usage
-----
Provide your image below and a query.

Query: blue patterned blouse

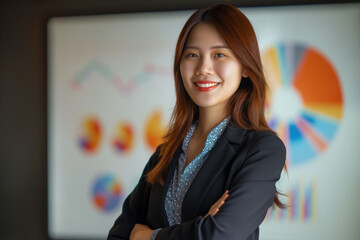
[150,117,229,239]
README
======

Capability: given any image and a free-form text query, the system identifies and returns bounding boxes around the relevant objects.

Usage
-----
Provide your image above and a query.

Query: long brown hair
[147,4,286,208]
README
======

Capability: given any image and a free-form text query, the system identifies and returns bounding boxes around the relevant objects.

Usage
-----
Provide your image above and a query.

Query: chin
[194,101,223,109]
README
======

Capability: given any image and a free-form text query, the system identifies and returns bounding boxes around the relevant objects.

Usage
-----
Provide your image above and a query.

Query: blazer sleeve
[154,133,286,240]
[107,148,160,240]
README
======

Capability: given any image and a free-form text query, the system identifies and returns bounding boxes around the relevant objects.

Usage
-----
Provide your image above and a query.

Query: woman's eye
[187,53,198,58]
[215,53,225,58]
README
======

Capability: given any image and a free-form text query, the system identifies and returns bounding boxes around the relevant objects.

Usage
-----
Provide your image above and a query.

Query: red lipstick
[194,81,220,92]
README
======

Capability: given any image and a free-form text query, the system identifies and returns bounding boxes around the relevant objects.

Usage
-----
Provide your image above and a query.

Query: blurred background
[1,0,360,240]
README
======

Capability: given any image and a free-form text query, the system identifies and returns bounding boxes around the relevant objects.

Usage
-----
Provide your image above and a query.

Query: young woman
[108,4,286,240]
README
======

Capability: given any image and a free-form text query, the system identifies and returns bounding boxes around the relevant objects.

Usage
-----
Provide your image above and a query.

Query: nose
[195,55,213,76]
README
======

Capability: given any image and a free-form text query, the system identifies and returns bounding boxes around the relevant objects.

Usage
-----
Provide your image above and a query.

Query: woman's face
[180,23,244,111]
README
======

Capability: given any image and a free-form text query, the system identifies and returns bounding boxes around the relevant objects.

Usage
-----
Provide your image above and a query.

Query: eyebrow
[184,45,230,50]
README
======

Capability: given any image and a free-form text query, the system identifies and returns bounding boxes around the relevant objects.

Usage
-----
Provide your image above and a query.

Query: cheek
[223,62,241,77]
[180,62,194,82]
[179,62,187,80]
[179,63,192,93]
[217,62,242,84]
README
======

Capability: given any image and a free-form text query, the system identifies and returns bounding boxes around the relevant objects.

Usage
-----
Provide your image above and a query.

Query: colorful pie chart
[91,174,123,212]
[113,122,134,154]
[262,43,343,166]
[144,110,166,151]
[79,116,102,154]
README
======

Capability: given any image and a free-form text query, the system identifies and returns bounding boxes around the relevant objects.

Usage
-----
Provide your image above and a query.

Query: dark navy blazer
[107,123,286,240]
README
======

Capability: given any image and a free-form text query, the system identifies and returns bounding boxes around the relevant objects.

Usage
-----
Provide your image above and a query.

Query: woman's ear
[242,69,249,78]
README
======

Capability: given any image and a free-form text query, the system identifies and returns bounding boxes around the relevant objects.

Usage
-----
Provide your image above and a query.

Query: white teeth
[196,83,219,88]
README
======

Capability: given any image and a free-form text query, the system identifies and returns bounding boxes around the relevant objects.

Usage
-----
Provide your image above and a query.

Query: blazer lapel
[181,124,248,221]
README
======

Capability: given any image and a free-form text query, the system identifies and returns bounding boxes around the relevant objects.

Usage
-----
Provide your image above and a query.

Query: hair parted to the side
[146,4,286,208]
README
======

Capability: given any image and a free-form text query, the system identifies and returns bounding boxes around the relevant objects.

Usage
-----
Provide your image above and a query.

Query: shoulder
[247,130,286,154]
[224,124,286,166]
[224,123,285,151]
[245,131,286,178]
[225,126,286,181]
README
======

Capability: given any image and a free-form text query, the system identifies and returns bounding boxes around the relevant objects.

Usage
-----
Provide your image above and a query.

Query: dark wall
[1,1,46,240]
[0,0,357,239]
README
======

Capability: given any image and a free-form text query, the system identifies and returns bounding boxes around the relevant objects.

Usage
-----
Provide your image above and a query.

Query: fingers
[213,190,229,210]
[205,190,229,218]
[205,207,219,218]
[219,190,229,203]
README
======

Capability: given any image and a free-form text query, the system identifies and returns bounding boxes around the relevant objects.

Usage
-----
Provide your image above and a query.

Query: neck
[196,105,228,137]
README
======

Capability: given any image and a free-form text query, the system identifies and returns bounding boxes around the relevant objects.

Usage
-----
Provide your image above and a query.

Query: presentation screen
[48,3,360,239]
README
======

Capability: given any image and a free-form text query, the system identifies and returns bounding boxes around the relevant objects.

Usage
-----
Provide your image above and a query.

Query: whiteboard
[47,4,360,239]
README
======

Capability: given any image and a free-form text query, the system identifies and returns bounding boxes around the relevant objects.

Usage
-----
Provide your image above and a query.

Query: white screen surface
[48,4,360,239]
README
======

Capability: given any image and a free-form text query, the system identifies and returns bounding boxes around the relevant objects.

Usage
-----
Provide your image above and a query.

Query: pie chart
[92,174,123,212]
[113,122,134,154]
[144,110,166,151]
[79,116,102,154]
[262,43,343,166]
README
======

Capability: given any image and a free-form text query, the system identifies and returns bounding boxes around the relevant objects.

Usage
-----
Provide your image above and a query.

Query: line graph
[71,59,172,95]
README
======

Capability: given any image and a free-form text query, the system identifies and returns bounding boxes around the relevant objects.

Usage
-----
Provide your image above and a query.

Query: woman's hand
[129,223,153,240]
[205,190,229,218]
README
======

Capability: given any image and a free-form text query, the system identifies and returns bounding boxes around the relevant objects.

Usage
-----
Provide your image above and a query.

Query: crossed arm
[129,190,230,240]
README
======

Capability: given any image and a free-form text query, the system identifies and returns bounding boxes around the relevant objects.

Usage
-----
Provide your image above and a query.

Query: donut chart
[262,43,343,165]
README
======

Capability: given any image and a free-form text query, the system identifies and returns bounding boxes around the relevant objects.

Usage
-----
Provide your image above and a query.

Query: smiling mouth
[194,81,220,91]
